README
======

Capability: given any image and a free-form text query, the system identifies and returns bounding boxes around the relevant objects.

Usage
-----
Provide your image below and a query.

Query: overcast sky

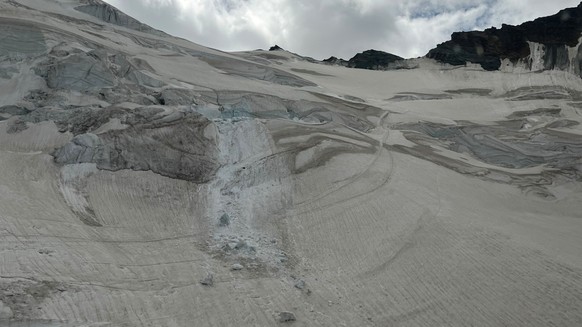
[104,0,581,59]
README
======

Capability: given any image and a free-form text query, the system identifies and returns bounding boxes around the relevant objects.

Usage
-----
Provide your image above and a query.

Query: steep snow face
[74,0,168,36]
[1,1,582,326]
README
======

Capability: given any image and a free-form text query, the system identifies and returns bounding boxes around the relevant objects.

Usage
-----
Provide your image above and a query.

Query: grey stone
[278,312,296,323]
[200,273,214,286]
[278,254,288,263]
[234,240,247,250]
[38,249,54,255]
[219,213,230,227]
[231,263,243,271]
[294,279,305,290]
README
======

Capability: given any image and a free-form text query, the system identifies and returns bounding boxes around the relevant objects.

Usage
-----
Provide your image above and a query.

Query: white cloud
[104,0,581,59]
[393,4,490,57]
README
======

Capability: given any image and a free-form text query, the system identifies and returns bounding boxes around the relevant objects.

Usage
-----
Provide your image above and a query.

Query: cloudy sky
[105,0,580,59]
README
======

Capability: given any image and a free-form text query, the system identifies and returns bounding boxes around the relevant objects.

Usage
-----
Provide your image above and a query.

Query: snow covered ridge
[74,0,169,37]
[1,0,582,326]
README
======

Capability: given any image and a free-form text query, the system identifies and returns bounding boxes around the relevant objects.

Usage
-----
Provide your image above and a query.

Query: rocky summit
[347,49,404,70]
[1,1,582,326]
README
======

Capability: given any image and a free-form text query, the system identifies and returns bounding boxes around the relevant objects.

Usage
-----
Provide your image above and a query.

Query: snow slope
[0,0,581,326]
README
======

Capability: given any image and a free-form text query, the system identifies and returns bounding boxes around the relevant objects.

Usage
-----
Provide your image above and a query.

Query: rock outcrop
[322,56,348,66]
[427,3,582,74]
[347,49,403,70]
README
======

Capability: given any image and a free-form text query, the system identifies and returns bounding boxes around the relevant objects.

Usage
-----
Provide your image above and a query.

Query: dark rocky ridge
[323,56,348,66]
[427,3,582,72]
[347,49,403,70]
